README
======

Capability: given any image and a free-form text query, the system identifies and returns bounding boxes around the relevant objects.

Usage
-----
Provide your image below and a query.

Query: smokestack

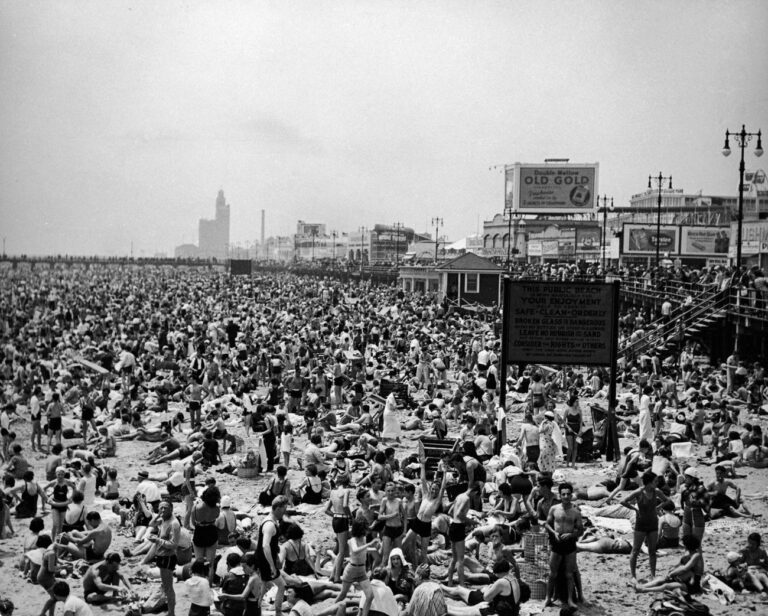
[261,209,265,256]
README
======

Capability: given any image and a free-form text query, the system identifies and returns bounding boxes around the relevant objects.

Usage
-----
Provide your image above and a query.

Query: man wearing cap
[136,471,162,513]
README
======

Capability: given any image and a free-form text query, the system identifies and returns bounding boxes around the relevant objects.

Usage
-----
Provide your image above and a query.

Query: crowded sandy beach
[0,263,766,616]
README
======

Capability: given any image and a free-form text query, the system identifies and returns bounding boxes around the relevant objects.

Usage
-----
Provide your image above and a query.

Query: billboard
[511,163,599,214]
[230,259,252,276]
[558,240,575,256]
[622,224,679,255]
[576,227,601,252]
[542,240,559,256]
[680,226,730,256]
[505,281,618,366]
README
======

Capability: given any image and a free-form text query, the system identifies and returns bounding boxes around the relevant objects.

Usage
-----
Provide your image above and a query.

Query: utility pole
[431,217,443,264]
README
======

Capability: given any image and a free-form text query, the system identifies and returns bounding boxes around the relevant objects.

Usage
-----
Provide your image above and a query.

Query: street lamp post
[648,173,673,273]
[505,206,513,271]
[331,230,338,264]
[598,195,614,271]
[431,217,443,264]
[515,219,526,264]
[722,125,763,271]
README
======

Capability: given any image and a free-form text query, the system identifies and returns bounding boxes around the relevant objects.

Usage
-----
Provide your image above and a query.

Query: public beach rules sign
[504,281,618,366]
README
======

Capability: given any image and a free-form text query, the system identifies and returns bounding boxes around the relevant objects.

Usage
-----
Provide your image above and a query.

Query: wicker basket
[237,466,259,479]
[529,579,548,601]
[520,561,549,582]
[523,529,550,564]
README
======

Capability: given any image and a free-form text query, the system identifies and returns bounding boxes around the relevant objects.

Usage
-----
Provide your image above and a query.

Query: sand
[2,389,767,616]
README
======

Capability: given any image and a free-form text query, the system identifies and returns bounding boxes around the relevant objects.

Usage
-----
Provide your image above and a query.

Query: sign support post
[604,281,621,461]
[497,275,511,455]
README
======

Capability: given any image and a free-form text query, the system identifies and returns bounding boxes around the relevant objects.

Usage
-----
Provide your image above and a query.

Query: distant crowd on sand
[0,264,766,616]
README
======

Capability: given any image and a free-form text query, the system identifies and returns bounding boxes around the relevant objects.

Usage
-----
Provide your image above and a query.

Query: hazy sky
[2,1,767,256]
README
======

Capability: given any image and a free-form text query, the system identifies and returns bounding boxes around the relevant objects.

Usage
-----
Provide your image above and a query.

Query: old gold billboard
[509,163,599,214]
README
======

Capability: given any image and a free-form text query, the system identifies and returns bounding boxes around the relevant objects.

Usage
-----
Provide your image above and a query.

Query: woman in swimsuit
[44,467,75,538]
[297,464,323,505]
[335,518,380,616]
[634,535,705,595]
[191,486,220,584]
[620,470,671,580]
[280,523,317,577]
[564,393,583,468]
[37,534,61,616]
[325,472,351,582]
[11,470,47,518]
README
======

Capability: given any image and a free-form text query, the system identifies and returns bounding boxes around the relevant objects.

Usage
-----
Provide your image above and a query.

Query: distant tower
[261,209,265,256]
[216,189,230,259]
[199,189,230,259]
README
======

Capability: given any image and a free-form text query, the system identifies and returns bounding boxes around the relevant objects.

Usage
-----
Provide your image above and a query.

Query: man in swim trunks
[55,511,113,562]
[544,482,583,610]
[401,444,447,566]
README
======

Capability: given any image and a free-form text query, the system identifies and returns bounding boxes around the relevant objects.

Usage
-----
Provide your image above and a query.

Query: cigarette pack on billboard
[680,227,730,255]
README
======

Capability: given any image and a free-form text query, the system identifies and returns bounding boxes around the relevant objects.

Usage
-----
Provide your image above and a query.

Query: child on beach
[217,551,263,616]
[280,424,293,468]
[104,468,120,499]
[185,560,214,616]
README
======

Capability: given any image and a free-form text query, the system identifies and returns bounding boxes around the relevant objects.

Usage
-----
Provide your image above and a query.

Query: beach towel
[671,442,694,458]
[701,574,735,605]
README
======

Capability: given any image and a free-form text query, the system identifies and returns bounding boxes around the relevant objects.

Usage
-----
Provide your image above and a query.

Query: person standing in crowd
[191,486,221,584]
[45,392,64,453]
[544,482,583,611]
[149,501,180,616]
[257,496,288,616]
[619,470,671,581]
[564,393,583,468]
[29,385,43,452]
[537,410,558,474]
[638,386,654,445]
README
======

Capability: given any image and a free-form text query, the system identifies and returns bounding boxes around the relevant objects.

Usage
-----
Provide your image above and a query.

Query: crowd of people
[0,262,766,616]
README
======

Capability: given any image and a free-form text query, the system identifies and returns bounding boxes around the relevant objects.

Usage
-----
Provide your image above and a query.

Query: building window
[465,273,479,293]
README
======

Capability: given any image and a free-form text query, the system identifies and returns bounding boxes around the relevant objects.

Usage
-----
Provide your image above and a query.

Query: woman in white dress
[381,393,402,441]
[638,386,654,445]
